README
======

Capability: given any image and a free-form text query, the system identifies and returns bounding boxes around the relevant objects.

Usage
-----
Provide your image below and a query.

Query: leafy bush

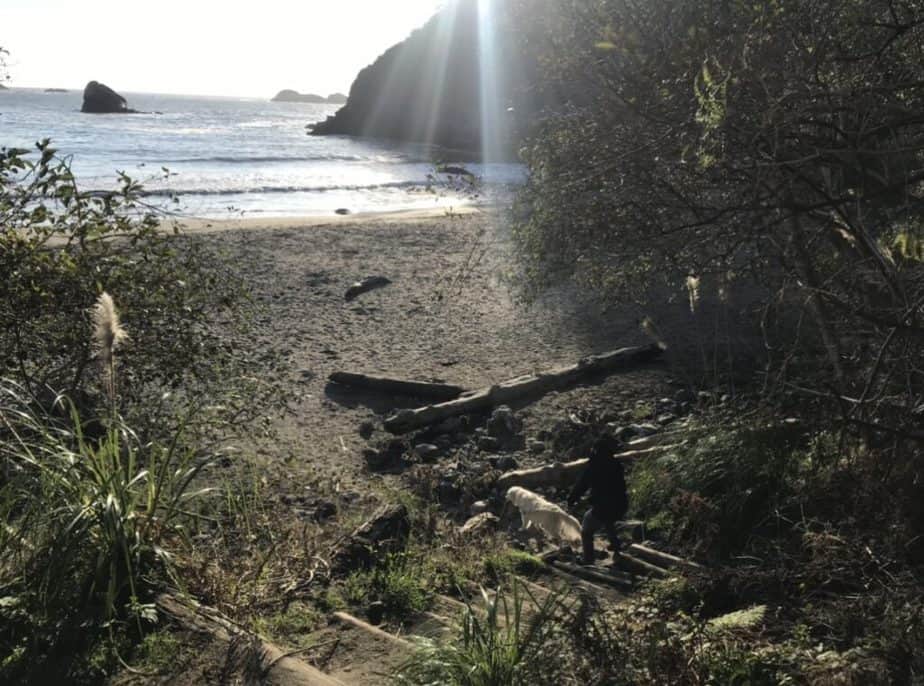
[629,419,803,559]
[0,142,274,441]
[510,0,924,426]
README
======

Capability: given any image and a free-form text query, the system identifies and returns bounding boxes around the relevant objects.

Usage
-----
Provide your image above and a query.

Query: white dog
[505,486,582,548]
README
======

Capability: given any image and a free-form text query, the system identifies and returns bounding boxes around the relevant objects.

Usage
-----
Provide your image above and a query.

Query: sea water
[0,89,524,218]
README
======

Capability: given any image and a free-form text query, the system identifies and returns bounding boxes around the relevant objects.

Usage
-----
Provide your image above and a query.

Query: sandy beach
[193,208,668,491]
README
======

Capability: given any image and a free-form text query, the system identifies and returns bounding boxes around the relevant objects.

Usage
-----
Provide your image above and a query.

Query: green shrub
[345,553,433,621]
[629,419,803,559]
[0,142,277,443]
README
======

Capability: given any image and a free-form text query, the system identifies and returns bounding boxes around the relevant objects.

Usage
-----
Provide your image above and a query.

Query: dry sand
[191,208,669,490]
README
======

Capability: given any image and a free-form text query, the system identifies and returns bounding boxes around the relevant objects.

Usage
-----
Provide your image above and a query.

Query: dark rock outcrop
[81,81,134,113]
[310,0,535,156]
[272,89,327,103]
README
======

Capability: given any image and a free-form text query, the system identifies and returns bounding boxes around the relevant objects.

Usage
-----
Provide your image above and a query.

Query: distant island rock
[44,88,69,93]
[309,0,538,155]
[326,93,348,104]
[81,81,136,113]
[272,90,327,103]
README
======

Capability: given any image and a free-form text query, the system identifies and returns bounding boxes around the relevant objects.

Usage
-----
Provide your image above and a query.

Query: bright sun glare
[3,0,444,97]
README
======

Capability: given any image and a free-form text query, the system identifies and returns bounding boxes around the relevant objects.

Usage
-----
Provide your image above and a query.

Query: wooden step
[628,543,702,571]
[548,559,635,593]
[614,552,673,578]
[307,612,414,685]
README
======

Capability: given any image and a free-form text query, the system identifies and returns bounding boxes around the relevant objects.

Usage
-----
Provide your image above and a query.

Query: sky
[2,0,444,97]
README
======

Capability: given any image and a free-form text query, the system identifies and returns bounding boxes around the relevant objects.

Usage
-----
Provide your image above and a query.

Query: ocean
[0,89,524,218]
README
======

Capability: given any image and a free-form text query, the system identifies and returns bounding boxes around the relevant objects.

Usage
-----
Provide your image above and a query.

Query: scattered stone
[313,500,338,522]
[496,455,519,472]
[526,438,546,454]
[674,389,695,403]
[436,416,463,434]
[414,443,441,462]
[470,500,491,516]
[363,448,390,470]
[358,420,376,439]
[656,413,676,425]
[478,435,501,451]
[460,512,500,537]
[367,601,386,626]
[345,276,392,301]
[438,478,462,503]
[487,405,522,439]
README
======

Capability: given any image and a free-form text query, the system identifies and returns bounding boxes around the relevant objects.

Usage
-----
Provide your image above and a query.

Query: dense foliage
[0,142,277,440]
[512,0,924,420]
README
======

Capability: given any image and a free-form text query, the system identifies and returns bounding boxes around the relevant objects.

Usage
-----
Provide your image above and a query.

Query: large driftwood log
[384,344,664,434]
[156,593,344,686]
[328,372,465,401]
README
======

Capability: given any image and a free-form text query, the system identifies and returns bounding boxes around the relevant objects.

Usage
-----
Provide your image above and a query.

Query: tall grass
[0,380,211,621]
[395,581,572,686]
[0,292,214,680]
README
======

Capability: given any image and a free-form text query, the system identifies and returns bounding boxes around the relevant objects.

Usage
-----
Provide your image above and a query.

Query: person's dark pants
[581,508,621,563]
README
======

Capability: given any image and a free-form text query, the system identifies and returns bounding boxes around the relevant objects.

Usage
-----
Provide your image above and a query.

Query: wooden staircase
[157,540,688,685]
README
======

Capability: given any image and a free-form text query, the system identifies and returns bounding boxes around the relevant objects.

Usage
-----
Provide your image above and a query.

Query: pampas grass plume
[91,292,128,399]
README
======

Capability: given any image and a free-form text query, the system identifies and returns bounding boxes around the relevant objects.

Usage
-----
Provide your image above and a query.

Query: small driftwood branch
[384,344,665,434]
[156,593,344,686]
[328,371,465,401]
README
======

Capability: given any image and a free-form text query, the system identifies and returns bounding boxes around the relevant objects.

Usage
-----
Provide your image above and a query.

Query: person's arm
[568,465,591,505]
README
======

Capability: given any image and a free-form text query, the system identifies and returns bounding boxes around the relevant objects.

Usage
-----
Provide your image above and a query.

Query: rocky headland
[309,0,538,154]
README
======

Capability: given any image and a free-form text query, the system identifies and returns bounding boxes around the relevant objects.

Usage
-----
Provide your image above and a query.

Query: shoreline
[169,205,488,235]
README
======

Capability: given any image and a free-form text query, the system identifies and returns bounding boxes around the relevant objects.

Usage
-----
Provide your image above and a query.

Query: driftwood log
[384,344,664,434]
[496,444,680,491]
[345,276,391,301]
[156,593,344,686]
[328,372,465,401]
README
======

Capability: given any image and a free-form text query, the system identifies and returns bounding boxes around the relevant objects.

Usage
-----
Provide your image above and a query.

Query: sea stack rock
[81,81,133,113]
[272,89,327,103]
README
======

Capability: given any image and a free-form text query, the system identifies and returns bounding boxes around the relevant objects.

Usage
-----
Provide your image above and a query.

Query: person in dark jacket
[568,434,628,564]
